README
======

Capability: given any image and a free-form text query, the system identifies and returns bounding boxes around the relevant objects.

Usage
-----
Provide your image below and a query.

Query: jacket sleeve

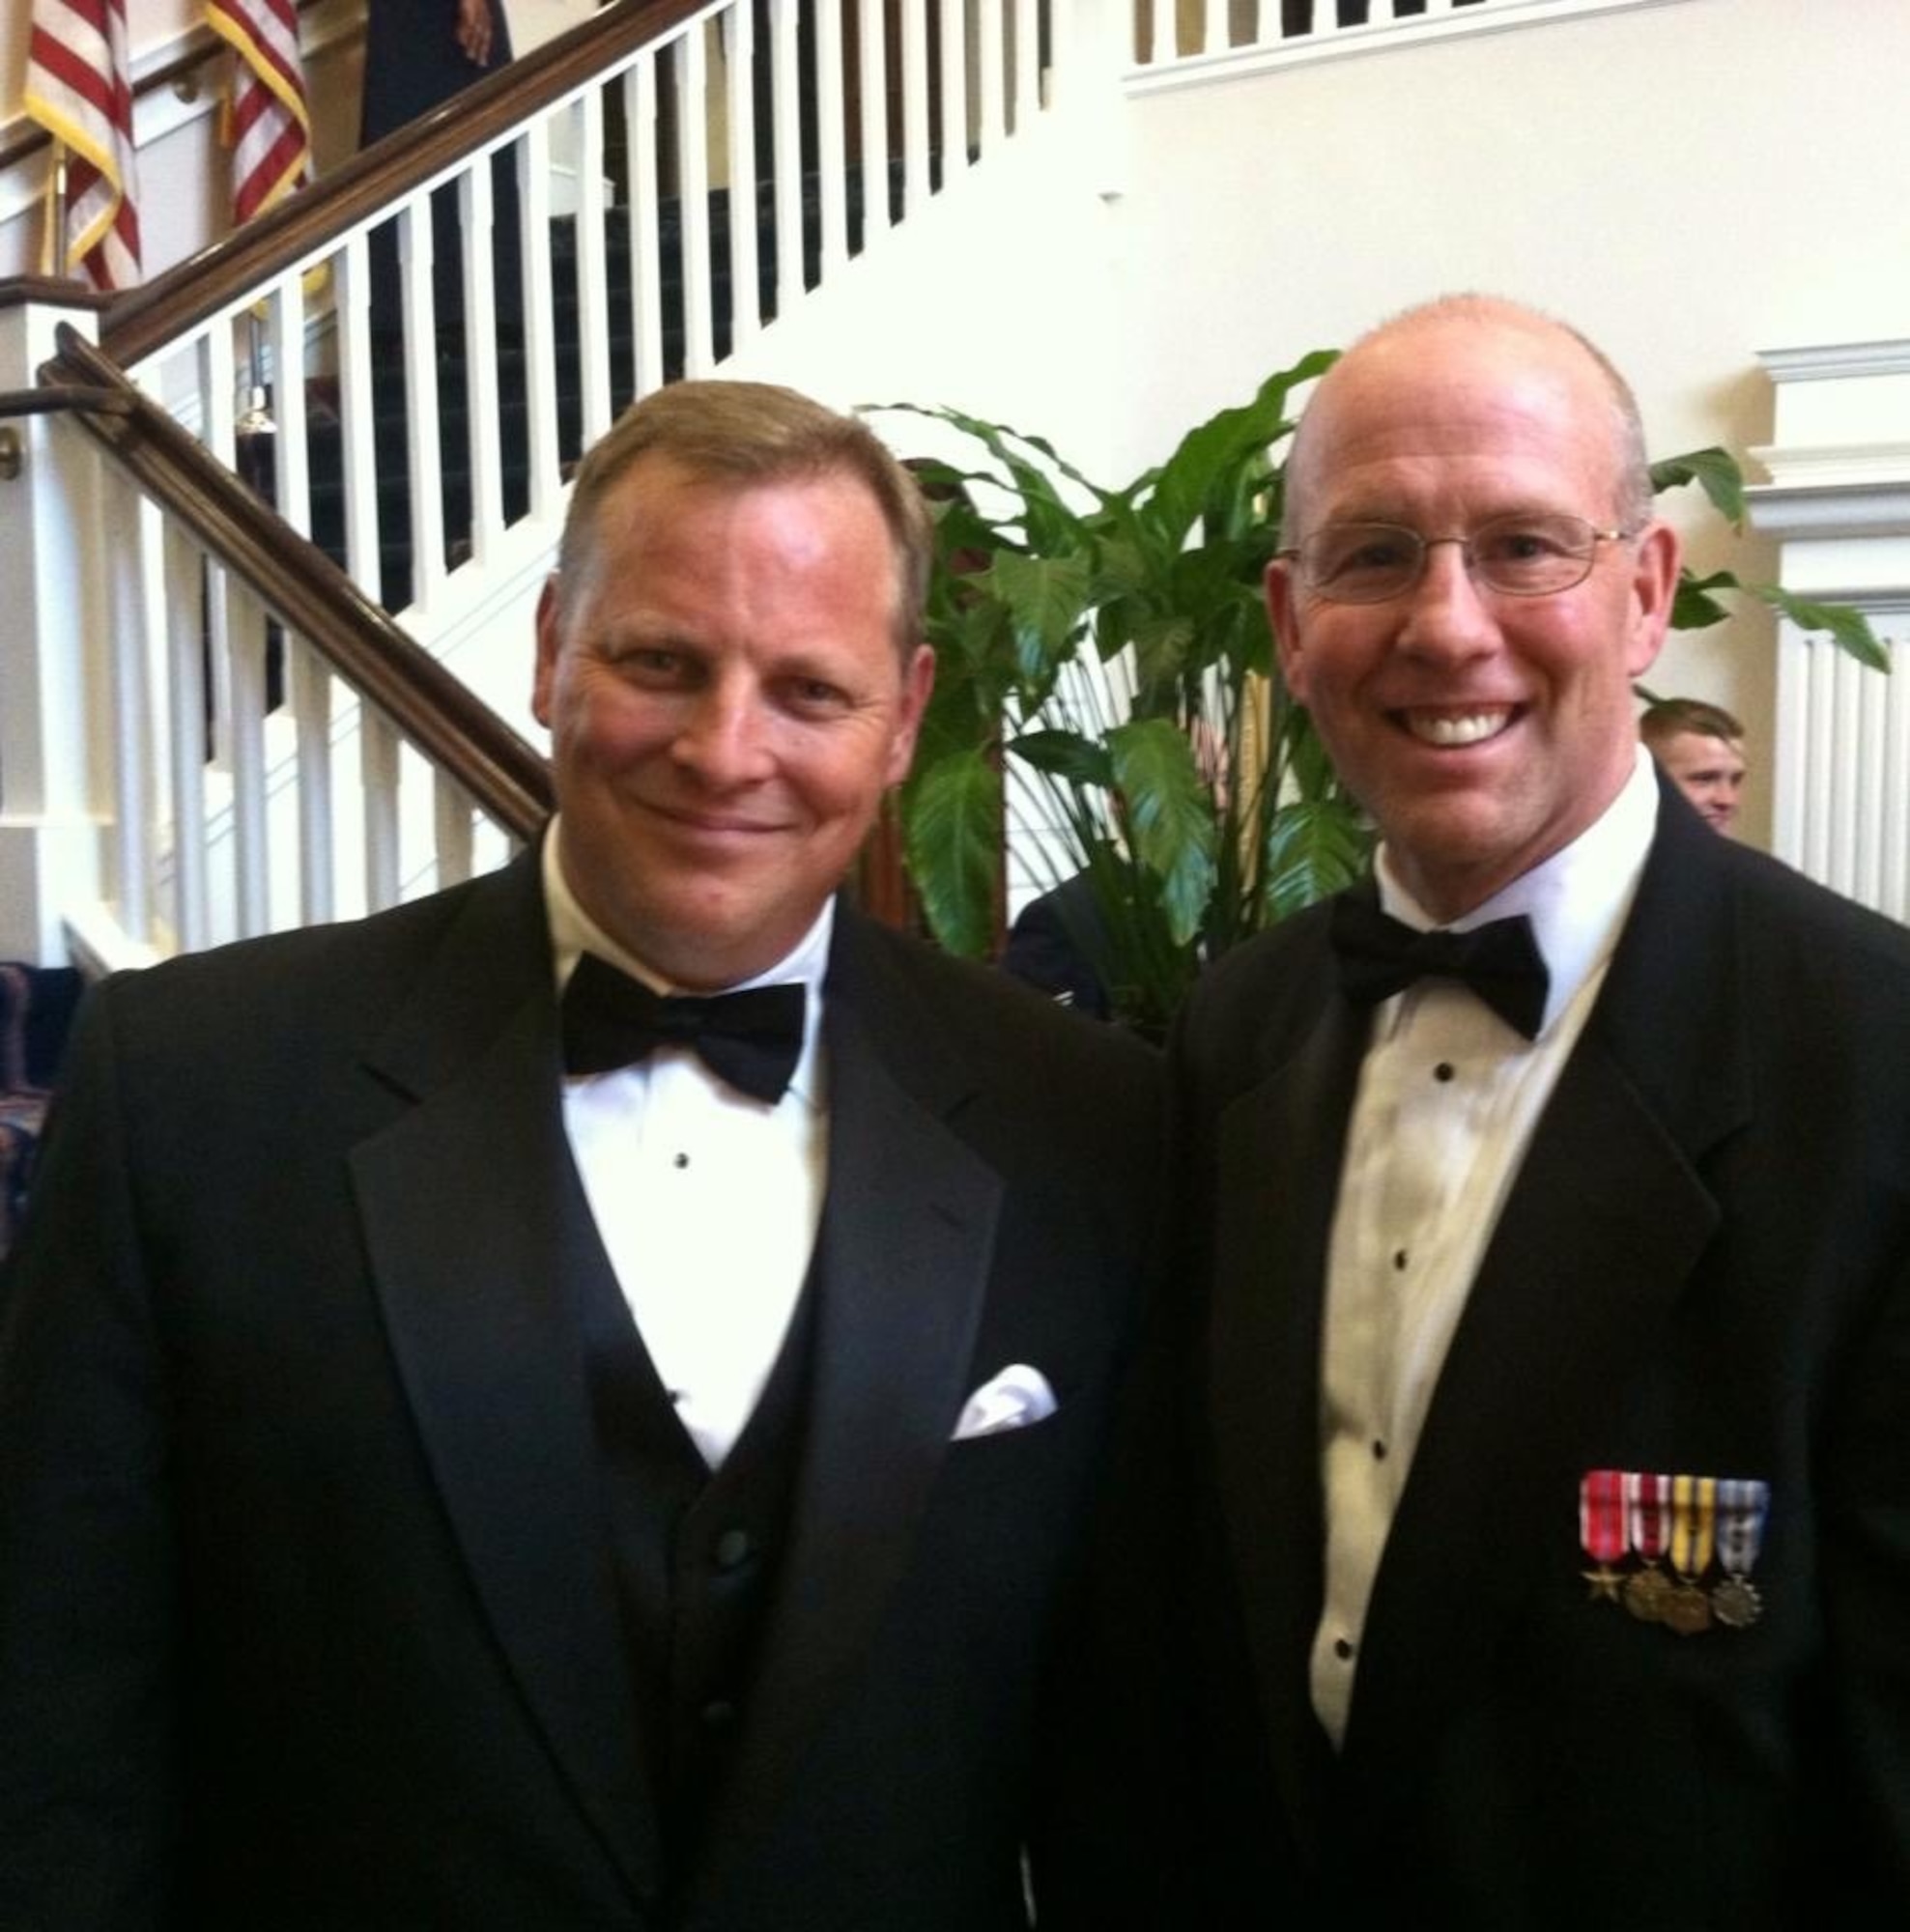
[1821,1236,1910,1907]
[0,985,179,1930]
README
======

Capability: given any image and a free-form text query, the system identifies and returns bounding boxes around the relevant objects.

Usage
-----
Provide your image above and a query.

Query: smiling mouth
[647,802,783,838]
[1395,707,1516,748]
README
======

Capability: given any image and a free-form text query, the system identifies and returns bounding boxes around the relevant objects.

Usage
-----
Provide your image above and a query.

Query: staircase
[301,162,906,613]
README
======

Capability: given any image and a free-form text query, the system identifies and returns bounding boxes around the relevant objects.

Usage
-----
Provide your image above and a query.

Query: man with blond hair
[1640,695,1749,833]
[0,381,1161,1929]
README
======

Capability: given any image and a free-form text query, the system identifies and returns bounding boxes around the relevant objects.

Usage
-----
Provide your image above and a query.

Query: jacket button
[713,1527,753,1570]
[701,1698,738,1730]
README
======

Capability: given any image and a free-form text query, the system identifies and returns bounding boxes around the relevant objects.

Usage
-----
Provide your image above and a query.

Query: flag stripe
[24,0,141,288]
[206,0,311,225]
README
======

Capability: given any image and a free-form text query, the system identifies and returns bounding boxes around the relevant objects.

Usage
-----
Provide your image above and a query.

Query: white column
[1748,339,1910,923]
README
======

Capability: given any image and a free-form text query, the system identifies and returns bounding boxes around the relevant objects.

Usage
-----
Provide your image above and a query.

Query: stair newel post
[0,294,116,965]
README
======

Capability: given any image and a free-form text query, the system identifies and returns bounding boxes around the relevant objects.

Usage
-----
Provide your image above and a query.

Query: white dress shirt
[1309,750,1660,1747]
[543,824,830,1469]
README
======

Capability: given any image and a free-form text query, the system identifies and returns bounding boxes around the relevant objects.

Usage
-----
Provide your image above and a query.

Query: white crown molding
[1757,342,1910,384]
[1745,480,1910,543]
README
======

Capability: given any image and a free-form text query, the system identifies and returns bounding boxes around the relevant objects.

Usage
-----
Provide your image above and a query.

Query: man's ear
[1625,522,1681,680]
[885,643,936,787]
[532,577,562,728]
[1266,558,1309,703]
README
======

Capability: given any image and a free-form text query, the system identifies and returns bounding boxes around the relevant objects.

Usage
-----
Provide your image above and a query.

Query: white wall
[1104,0,1910,847]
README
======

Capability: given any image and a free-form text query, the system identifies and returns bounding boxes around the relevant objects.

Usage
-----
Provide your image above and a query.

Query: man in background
[0,381,1161,1930]
[1171,295,1910,1925]
[1640,695,1748,833]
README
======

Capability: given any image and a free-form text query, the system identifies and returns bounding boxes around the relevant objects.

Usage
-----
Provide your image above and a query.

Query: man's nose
[672,683,773,782]
[1396,540,1498,659]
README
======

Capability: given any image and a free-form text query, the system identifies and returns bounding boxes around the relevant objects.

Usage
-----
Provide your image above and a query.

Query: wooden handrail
[101,0,710,370]
[43,322,555,842]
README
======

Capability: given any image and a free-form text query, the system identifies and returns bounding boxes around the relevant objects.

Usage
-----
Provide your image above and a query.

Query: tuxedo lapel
[347,857,662,1903]
[699,911,1003,1858]
[1206,942,1366,1847]
[1343,789,1753,1800]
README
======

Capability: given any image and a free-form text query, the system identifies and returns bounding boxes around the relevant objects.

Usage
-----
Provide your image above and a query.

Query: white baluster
[977,0,1005,155]
[399,190,446,611]
[857,0,890,248]
[1012,0,1040,127]
[334,232,385,606]
[518,118,562,523]
[676,25,717,377]
[460,151,505,566]
[770,0,806,309]
[267,271,309,541]
[293,641,335,927]
[574,91,615,444]
[165,522,211,952]
[939,0,969,185]
[224,576,271,937]
[724,0,763,347]
[109,479,161,949]
[626,55,666,397]
[814,0,849,275]
[362,712,402,914]
[899,0,931,211]
[435,771,475,887]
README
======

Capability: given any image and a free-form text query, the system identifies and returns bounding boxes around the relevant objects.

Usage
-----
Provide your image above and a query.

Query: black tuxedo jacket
[0,851,1162,1930]
[1169,781,1910,1927]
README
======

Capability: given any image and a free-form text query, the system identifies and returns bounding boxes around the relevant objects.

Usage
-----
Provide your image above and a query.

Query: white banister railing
[54,338,541,968]
[1127,0,1690,90]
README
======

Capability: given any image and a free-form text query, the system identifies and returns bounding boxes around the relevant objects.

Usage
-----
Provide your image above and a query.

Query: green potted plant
[869,365,1885,1039]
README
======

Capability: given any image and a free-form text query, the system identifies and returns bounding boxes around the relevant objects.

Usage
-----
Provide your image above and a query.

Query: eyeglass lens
[1298,514,1610,603]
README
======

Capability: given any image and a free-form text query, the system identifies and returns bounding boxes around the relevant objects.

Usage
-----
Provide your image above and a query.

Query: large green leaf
[864,401,1106,553]
[1753,585,1892,671]
[980,549,1095,686]
[1008,727,1116,788]
[900,748,1002,957]
[1650,446,1747,528]
[1260,798,1372,924]
[1671,566,1739,632]
[1144,352,1337,549]
[1108,718,1217,947]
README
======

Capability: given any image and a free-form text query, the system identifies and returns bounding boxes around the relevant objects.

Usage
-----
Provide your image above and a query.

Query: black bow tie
[560,952,807,1103]
[1329,895,1551,1040]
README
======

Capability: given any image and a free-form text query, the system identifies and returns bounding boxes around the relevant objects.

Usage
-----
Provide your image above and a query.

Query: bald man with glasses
[1160,296,1910,1927]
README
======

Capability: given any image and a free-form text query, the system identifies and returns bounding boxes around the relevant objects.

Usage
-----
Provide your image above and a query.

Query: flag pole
[40,141,69,279]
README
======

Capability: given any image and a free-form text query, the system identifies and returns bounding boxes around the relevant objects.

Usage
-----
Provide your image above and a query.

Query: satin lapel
[1206,970,1367,1848]
[703,914,1002,1850]
[349,859,661,1901]
[1344,790,1751,1797]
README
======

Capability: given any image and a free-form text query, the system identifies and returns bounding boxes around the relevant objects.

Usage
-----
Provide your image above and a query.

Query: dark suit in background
[0,382,1161,1928]
[1164,296,1910,1924]
[1000,871,1114,1020]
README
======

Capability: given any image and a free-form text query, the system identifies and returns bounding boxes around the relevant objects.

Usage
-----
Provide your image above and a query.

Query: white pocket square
[952,1363,1058,1440]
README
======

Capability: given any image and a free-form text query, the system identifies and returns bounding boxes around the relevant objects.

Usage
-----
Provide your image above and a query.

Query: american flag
[207,0,311,224]
[23,0,142,290]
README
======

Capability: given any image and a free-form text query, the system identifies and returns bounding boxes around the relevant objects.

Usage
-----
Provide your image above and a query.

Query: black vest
[568,1242,818,1873]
